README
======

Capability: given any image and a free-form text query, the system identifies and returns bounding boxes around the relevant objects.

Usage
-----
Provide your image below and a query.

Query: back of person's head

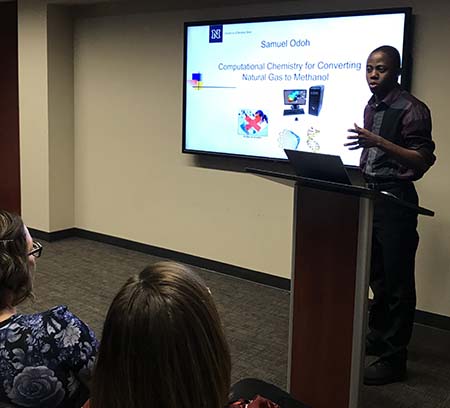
[0,210,33,309]
[91,261,231,408]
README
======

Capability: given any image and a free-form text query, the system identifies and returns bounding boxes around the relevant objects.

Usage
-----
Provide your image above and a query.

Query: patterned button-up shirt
[360,86,436,181]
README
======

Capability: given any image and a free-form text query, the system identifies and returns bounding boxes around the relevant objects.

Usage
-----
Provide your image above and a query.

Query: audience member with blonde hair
[88,261,309,408]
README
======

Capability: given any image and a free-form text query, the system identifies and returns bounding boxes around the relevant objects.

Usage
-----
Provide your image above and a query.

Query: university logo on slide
[209,25,223,43]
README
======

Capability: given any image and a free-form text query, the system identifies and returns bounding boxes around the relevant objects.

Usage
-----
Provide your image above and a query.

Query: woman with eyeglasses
[0,210,98,408]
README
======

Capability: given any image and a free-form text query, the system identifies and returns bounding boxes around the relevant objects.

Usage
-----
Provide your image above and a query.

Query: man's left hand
[344,123,382,150]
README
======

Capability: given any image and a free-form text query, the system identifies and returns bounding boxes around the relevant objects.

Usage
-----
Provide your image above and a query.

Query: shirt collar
[368,85,403,109]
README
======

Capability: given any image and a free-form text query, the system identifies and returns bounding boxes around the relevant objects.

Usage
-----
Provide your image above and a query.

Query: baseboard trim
[28,228,77,242]
[415,309,450,331]
[29,227,290,291]
[29,227,449,330]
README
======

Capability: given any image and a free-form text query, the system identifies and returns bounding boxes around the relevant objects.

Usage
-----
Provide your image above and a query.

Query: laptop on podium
[284,149,353,185]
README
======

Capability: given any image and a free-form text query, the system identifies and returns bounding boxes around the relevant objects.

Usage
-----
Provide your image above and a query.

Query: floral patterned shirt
[0,305,98,407]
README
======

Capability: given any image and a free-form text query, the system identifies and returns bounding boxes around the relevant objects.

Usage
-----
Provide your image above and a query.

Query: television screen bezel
[182,7,413,167]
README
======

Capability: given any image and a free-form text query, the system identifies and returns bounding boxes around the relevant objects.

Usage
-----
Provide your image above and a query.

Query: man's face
[366,51,399,99]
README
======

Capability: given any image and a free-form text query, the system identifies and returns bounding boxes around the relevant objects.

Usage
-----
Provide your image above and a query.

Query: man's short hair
[371,45,401,71]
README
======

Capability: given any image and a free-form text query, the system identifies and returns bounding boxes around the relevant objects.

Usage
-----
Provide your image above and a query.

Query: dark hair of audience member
[0,210,33,309]
[90,261,231,408]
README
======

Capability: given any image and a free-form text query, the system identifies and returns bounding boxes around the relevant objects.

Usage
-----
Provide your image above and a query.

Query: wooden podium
[246,168,434,408]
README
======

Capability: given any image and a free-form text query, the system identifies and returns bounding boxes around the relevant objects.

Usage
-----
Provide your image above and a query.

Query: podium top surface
[246,167,434,217]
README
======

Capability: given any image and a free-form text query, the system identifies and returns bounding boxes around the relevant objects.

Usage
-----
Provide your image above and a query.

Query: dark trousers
[229,378,310,408]
[367,181,419,364]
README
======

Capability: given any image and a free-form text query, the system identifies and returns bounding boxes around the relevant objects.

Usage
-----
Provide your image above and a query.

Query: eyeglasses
[28,241,43,258]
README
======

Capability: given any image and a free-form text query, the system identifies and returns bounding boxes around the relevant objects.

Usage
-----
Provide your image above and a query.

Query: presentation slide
[184,12,407,166]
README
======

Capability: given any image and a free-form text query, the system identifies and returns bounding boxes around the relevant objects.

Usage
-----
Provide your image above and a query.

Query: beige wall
[18,1,75,231]
[72,9,294,278]
[48,5,75,231]
[18,0,450,316]
[18,0,50,230]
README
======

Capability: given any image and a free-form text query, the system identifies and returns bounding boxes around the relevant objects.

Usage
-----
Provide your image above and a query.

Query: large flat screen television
[183,8,412,166]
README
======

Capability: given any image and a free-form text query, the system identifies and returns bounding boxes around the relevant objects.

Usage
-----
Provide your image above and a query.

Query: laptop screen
[284,149,352,185]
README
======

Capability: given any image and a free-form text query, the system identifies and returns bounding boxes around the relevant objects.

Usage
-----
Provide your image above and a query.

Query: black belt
[365,179,412,190]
